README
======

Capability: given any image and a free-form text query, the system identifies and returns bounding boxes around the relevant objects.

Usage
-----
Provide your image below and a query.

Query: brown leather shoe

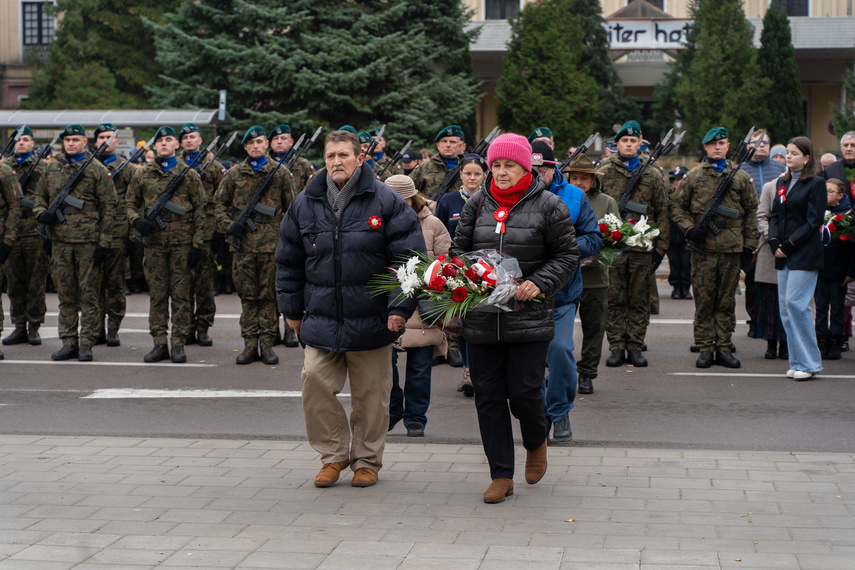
[351,467,377,487]
[525,439,548,484]
[260,346,279,365]
[314,460,350,488]
[236,347,259,365]
[27,323,41,346]
[483,478,514,504]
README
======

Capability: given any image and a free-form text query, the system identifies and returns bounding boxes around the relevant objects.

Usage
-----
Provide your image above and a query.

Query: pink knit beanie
[486,133,533,172]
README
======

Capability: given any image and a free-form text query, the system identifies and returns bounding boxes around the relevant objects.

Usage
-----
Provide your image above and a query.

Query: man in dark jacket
[275,130,424,489]
[821,131,855,203]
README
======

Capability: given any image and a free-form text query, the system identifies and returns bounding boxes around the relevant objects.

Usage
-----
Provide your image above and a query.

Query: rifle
[374,139,412,179]
[616,129,685,219]
[198,131,238,178]
[432,126,501,203]
[225,149,291,252]
[285,125,322,169]
[112,132,158,179]
[686,128,760,254]
[37,131,119,240]
[1,126,25,161]
[131,136,219,245]
[18,132,61,210]
[362,124,386,164]
[557,132,598,172]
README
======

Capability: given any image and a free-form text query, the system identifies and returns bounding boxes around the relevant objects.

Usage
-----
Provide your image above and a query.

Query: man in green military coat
[596,121,669,368]
[269,124,313,193]
[215,126,295,365]
[409,125,465,200]
[126,126,206,364]
[1,126,49,347]
[671,127,759,369]
[0,161,23,361]
[33,124,116,362]
[365,127,395,181]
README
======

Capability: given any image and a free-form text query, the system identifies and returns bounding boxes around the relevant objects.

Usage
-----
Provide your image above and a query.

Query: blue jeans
[390,346,434,428]
[543,302,577,421]
[778,268,822,373]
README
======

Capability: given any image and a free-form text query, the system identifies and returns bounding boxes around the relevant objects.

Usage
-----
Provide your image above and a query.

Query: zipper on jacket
[333,222,344,353]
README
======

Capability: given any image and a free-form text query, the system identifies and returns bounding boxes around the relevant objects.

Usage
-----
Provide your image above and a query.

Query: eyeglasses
[828,189,844,195]
[753,140,771,146]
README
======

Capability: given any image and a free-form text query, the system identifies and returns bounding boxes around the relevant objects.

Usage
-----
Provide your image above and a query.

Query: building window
[22,2,55,46]
[485,0,519,20]
[629,0,665,9]
[771,0,809,16]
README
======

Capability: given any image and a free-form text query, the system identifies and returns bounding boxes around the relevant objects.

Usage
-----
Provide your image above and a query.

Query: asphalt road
[1,281,853,452]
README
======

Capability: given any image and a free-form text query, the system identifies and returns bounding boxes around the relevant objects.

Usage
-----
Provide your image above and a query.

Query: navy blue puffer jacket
[275,165,425,352]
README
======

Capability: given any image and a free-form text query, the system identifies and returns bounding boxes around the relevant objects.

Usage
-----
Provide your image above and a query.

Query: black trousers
[815,277,847,340]
[667,243,691,288]
[469,341,549,480]
[743,259,757,323]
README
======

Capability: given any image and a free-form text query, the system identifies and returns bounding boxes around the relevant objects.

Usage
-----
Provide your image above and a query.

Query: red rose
[452,287,468,303]
[436,254,446,262]
[464,268,479,282]
[428,276,446,291]
[442,265,457,278]
[828,223,836,233]
[451,256,464,268]
[611,230,622,242]
[599,222,609,233]
[835,214,845,222]
[628,218,637,225]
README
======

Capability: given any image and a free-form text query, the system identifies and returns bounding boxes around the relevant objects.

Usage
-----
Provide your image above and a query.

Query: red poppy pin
[368,215,382,229]
[494,207,510,234]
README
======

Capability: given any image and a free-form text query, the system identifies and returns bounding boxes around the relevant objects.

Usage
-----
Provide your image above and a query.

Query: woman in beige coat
[752,179,788,359]
[385,175,452,437]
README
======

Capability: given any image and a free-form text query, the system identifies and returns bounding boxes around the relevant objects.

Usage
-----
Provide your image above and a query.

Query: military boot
[696,350,713,368]
[27,323,41,346]
[260,347,279,365]
[2,326,27,346]
[605,348,625,367]
[185,329,197,345]
[714,349,740,368]
[95,327,107,346]
[197,329,213,347]
[106,329,120,347]
[51,345,79,361]
[236,347,259,365]
[144,344,170,363]
[170,346,187,363]
[78,345,93,362]
[626,348,648,367]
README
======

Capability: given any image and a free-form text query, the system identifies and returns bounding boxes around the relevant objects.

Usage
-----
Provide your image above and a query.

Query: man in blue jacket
[531,141,602,440]
[275,130,425,488]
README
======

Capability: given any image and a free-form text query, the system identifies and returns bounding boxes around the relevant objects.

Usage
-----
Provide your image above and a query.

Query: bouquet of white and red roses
[597,214,660,264]
[822,210,852,242]
[367,249,542,324]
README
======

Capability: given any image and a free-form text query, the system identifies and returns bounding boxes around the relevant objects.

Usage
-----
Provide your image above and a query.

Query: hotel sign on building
[604,19,692,50]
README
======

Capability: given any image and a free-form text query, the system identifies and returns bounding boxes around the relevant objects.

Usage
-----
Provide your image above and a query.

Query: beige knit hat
[386,174,417,199]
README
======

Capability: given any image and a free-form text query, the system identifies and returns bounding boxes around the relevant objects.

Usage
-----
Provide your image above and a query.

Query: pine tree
[758,5,805,144]
[568,0,640,138]
[25,0,179,109]
[146,0,481,154]
[831,69,855,137]
[495,0,597,153]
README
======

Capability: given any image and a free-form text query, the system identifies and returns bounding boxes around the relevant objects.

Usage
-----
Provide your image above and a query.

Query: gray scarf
[326,165,362,221]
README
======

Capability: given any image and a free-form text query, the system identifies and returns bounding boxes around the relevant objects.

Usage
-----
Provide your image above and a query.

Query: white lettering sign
[604,19,693,50]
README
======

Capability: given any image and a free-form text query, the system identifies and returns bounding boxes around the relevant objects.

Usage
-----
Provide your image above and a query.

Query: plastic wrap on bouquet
[463,249,523,313]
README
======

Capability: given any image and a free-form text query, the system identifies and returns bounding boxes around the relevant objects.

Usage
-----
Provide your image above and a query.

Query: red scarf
[490,171,532,234]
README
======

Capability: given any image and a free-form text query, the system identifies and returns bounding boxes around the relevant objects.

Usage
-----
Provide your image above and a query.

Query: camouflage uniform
[671,160,758,351]
[215,158,294,348]
[126,161,206,347]
[33,153,116,347]
[371,154,396,182]
[0,163,23,340]
[1,153,48,336]
[290,156,314,192]
[99,157,134,335]
[409,153,463,199]
[182,151,225,338]
[597,154,670,352]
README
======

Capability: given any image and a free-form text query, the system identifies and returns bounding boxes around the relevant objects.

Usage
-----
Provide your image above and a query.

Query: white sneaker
[786,369,795,378]
[792,370,814,381]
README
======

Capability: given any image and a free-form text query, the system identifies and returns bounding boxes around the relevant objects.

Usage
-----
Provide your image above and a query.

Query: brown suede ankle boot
[483,478,514,504]
[525,440,548,484]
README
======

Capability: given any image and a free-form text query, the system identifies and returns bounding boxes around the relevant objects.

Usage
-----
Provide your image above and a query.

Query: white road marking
[670,372,855,379]
[43,312,242,319]
[83,389,349,399]
[0,360,216,368]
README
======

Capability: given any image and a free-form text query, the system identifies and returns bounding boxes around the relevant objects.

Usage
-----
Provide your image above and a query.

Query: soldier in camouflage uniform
[366,127,396,181]
[179,123,224,347]
[94,123,133,347]
[671,127,759,369]
[215,126,294,365]
[269,124,313,192]
[596,121,669,368]
[0,161,24,360]
[409,125,465,201]
[126,126,206,364]
[33,124,116,362]
[1,126,49,347]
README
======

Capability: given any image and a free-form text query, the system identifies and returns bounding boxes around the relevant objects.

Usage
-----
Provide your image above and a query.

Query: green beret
[12,125,33,139]
[153,126,177,141]
[94,123,118,137]
[268,124,291,139]
[357,131,372,144]
[528,127,553,142]
[615,120,642,141]
[59,124,86,139]
[242,125,266,145]
[339,125,358,135]
[369,127,384,138]
[702,127,728,145]
[435,125,464,143]
[178,123,199,141]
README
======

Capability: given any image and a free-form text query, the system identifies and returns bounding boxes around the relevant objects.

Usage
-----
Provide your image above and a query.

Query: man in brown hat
[566,153,619,395]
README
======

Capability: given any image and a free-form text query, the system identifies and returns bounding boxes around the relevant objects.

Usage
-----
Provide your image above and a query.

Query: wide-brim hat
[563,153,598,175]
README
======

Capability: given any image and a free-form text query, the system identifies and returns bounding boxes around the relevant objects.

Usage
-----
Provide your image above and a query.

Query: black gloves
[124,238,134,257]
[188,246,202,268]
[91,245,107,266]
[686,227,707,243]
[652,252,664,270]
[133,218,156,237]
[37,211,57,225]
[227,223,246,238]
[0,243,11,265]
[740,247,753,268]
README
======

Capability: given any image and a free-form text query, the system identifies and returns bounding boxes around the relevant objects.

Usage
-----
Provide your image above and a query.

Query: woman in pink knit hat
[452,132,579,504]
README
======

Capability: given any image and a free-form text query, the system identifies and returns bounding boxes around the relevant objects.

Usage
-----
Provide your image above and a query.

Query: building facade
[0,1,55,108]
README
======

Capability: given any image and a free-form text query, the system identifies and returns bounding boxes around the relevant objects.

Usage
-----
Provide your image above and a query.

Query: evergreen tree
[568,0,640,139]
[758,5,805,143]
[831,70,855,137]
[25,0,179,109]
[146,0,481,154]
[495,0,597,153]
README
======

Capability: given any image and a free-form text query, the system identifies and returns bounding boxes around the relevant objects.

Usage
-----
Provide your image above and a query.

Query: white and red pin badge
[777,185,786,204]
[368,215,382,229]
[471,259,498,286]
[494,207,510,234]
